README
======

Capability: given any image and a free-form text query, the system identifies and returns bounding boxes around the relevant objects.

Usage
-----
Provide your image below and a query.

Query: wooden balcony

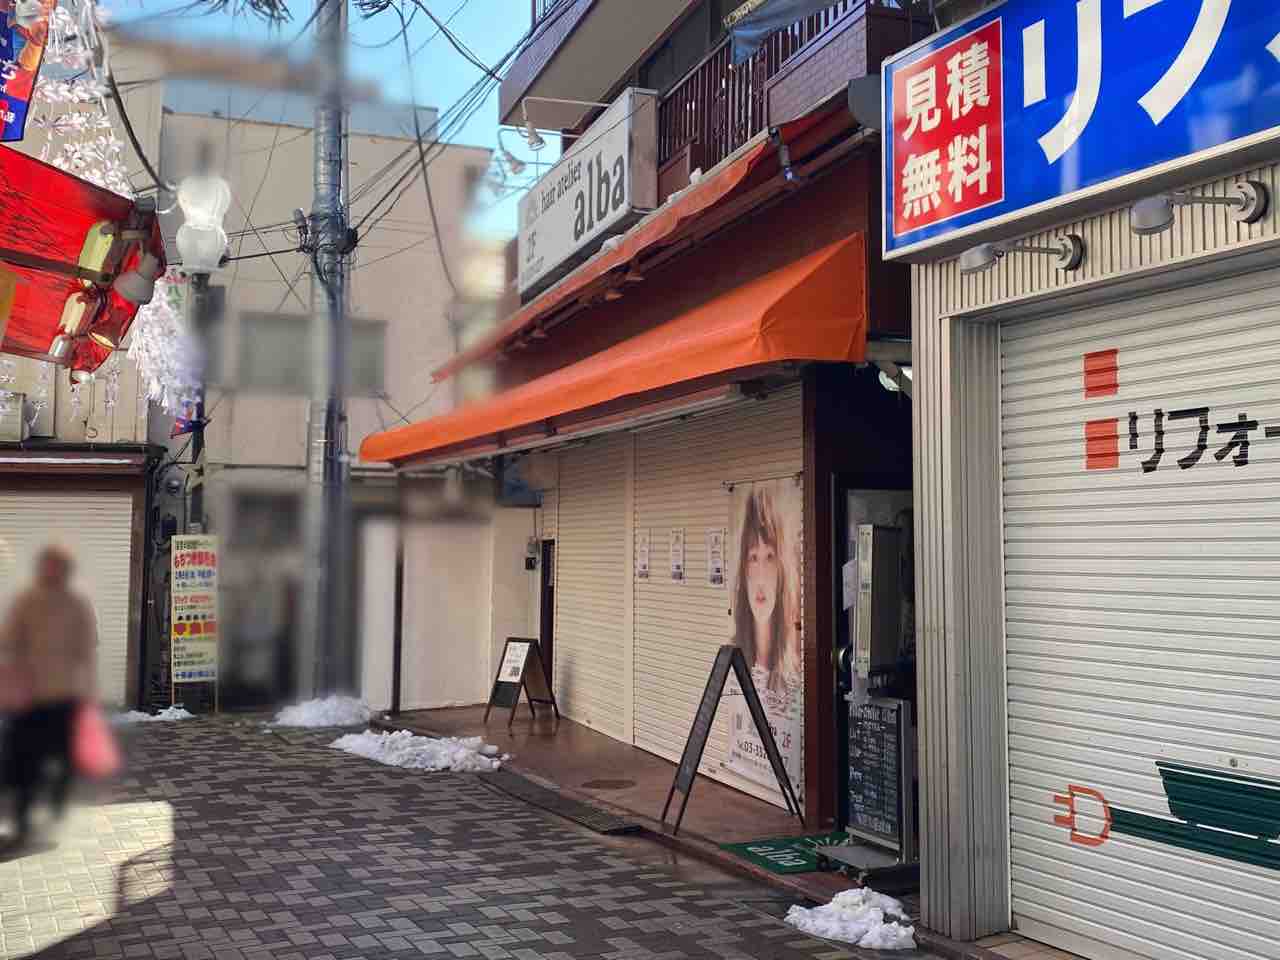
[657,1,915,177]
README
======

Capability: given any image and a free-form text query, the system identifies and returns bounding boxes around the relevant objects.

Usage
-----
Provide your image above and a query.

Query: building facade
[892,1,1280,956]
[0,40,169,710]
[1,33,491,711]
[364,0,921,829]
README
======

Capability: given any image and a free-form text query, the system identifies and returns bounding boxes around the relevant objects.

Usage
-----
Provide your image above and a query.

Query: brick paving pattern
[0,719,868,960]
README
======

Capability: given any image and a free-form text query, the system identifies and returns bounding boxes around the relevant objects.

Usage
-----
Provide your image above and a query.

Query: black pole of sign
[483,637,560,729]
[662,645,804,835]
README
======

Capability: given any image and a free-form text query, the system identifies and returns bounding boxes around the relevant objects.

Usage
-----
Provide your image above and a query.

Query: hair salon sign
[517,88,658,299]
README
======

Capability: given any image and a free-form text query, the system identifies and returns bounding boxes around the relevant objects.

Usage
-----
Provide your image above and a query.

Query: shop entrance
[833,478,916,856]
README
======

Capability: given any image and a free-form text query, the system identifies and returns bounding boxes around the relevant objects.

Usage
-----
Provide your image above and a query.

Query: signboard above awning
[882,1,1280,260]
[518,87,659,299]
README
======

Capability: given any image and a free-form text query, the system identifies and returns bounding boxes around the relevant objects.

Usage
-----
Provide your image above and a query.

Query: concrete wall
[359,518,398,712]
[489,507,540,671]
[401,519,493,709]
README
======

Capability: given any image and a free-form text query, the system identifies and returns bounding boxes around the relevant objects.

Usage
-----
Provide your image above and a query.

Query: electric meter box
[853,524,901,679]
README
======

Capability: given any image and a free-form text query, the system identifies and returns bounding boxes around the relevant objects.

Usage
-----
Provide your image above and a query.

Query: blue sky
[109,0,549,238]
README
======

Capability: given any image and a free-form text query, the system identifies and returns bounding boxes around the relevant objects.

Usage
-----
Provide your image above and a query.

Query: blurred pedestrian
[0,543,98,846]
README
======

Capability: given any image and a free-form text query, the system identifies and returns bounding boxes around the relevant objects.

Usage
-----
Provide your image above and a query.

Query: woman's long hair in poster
[731,484,799,694]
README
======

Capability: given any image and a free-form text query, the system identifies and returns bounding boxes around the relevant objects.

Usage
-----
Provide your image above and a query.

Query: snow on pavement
[785,887,917,950]
[113,706,196,724]
[331,729,504,773]
[272,695,372,728]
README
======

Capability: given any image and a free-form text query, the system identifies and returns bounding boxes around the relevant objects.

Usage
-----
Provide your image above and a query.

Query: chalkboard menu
[663,645,803,835]
[848,698,914,856]
[483,637,560,728]
[674,649,733,794]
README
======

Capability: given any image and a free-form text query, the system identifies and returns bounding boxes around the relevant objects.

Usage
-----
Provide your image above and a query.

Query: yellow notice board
[171,535,219,685]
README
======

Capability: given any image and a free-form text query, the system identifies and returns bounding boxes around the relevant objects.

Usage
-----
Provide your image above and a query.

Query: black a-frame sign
[483,637,560,728]
[662,645,804,835]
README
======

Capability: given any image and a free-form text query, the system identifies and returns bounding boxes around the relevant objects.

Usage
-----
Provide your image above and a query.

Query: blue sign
[1,2,51,142]
[882,0,1280,258]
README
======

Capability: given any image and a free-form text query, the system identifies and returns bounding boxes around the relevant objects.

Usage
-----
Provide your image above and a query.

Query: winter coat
[0,585,98,706]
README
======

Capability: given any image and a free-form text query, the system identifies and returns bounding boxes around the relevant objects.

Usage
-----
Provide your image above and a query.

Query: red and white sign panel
[890,19,1006,241]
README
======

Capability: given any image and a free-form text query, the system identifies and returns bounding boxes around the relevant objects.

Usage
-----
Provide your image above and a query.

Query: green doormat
[720,832,849,874]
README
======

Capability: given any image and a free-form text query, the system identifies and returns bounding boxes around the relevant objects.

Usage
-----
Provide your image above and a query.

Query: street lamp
[175,166,231,533]
[1129,181,1269,237]
[175,172,232,273]
[958,233,1085,275]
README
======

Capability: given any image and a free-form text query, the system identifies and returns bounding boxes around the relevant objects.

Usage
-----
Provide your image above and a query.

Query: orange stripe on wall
[1085,418,1120,470]
[1083,348,1119,398]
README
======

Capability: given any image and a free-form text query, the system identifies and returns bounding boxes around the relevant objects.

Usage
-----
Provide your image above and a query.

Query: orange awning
[431,101,859,383]
[361,233,867,466]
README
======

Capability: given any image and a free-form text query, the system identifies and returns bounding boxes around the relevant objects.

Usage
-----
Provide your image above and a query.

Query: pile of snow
[272,695,372,728]
[113,706,196,724]
[785,887,916,951]
[330,729,504,773]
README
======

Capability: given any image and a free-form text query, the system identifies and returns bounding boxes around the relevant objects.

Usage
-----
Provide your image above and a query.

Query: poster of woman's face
[729,478,802,694]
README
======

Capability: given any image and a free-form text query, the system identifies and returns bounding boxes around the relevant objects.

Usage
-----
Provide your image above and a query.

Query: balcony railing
[531,0,575,26]
[658,0,874,169]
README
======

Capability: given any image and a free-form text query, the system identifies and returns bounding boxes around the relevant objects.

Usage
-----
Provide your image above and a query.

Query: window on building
[639,0,734,94]
[200,286,227,385]
[230,490,301,549]
[237,313,385,395]
[349,321,387,396]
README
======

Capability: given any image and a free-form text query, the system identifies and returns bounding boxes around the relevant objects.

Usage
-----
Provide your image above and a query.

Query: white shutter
[634,386,803,807]
[539,487,558,542]
[555,435,629,740]
[0,492,135,707]
[1000,267,1280,960]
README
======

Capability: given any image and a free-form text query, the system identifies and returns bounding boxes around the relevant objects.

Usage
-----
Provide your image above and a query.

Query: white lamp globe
[176,172,231,273]
[176,224,228,274]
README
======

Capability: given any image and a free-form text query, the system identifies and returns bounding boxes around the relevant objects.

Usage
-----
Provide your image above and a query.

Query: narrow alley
[0,719,903,960]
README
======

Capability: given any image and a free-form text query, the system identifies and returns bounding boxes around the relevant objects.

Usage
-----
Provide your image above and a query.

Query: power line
[406,0,499,79]
[231,193,309,309]
[409,0,470,58]
[352,236,427,269]
[347,0,574,230]
[352,72,494,232]
[106,73,172,192]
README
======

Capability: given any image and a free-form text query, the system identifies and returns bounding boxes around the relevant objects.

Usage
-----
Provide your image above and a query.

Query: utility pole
[300,0,352,696]
[188,272,209,531]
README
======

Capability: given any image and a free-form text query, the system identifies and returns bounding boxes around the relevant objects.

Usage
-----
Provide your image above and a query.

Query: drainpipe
[391,478,405,715]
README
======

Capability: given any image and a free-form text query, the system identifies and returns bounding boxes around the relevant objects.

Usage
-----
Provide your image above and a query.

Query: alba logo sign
[1082,349,1280,472]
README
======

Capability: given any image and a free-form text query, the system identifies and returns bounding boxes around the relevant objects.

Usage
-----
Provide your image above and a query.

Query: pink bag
[72,701,122,780]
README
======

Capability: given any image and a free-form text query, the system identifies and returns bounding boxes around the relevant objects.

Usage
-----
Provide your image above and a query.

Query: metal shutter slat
[1000,266,1280,959]
[0,492,134,707]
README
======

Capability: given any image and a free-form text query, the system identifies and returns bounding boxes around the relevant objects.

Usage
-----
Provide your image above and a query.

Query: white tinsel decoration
[127,272,201,415]
[27,1,131,196]
[101,352,121,409]
[0,358,14,427]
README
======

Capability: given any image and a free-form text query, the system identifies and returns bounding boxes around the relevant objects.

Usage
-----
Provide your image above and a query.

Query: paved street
[0,719,897,960]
